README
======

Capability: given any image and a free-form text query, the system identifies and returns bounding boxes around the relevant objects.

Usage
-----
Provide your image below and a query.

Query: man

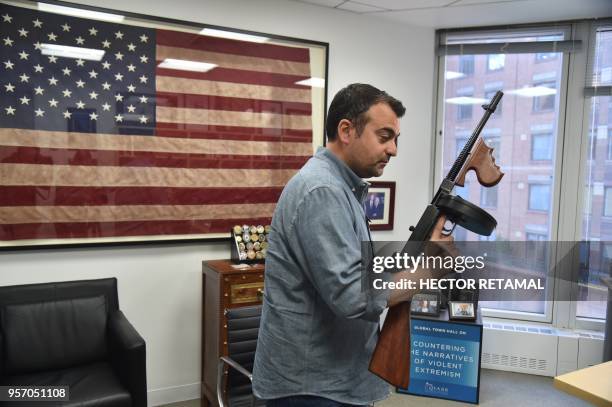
[253,83,451,406]
[365,193,383,220]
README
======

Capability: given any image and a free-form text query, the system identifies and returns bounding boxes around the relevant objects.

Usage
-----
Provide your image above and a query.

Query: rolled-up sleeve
[290,185,389,321]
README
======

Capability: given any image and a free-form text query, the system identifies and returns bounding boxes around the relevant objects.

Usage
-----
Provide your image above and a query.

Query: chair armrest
[108,310,147,407]
[217,356,253,407]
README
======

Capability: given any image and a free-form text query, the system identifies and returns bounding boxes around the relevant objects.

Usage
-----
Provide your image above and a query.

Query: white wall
[0,0,436,404]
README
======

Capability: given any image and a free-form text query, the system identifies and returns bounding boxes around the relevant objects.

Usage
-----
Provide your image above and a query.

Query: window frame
[434,23,572,325]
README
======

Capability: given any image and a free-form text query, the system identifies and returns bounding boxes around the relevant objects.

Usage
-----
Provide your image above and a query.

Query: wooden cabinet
[202,260,264,407]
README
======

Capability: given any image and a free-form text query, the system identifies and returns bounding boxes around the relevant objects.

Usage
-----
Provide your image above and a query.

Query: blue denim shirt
[252,147,390,404]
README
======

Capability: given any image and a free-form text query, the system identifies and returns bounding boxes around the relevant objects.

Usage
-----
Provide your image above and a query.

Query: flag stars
[114,93,124,102]
[115,31,124,39]
[139,95,148,103]
[3,37,14,46]
[76,100,85,109]
[139,34,148,43]
[48,98,58,107]
[89,91,99,100]
[102,82,111,90]
[62,89,72,98]
[18,50,29,60]
[89,27,98,36]
[114,114,123,122]
[102,61,111,69]
[75,58,85,67]
[89,112,98,121]
[33,19,43,28]
[33,64,44,73]
[2,14,12,23]
[48,76,58,85]
[47,32,57,41]
[5,106,16,115]
[76,79,85,88]
[63,110,71,118]
[127,64,136,72]
[127,104,136,113]
[62,67,71,76]
[4,60,14,69]
[127,84,136,92]
[115,52,124,60]
[19,73,29,83]
[18,28,28,37]
[101,40,111,49]
[114,73,124,81]
[35,108,45,117]
[4,83,15,92]
[33,41,42,50]
[89,70,98,79]
[48,55,58,63]
[139,75,148,84]
[19,96,30,105]
[33,86,44,95]
[75,36,85,45]
[139,55,149,63]
[102,102,111,111]
[61,23,71,32]
[139,115,148,124]
[127,43,136,51]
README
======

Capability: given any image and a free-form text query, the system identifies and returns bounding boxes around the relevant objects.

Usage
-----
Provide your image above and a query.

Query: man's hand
[425,216,458,260]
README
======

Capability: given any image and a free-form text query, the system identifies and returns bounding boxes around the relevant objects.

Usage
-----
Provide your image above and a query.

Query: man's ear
[337,119,352,145]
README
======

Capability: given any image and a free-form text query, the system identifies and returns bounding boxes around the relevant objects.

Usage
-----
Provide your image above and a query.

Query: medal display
[230,224,270,264]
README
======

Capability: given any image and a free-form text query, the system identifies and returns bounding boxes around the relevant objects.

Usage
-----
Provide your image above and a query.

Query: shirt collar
[316,147,370,202]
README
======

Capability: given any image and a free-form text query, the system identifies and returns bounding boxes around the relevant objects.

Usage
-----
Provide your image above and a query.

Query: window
[487,54,505,71]
[529,184,551,211]
[531,132,554,160]
[532,80,556,112]
[604,187,612,217]
[526,232,547,241]
[436,24,611,324]
[580,25,612,321]
[456,87,473,120]
[480,184,498,207]
[535,52,558,62]
[459,55,474,75]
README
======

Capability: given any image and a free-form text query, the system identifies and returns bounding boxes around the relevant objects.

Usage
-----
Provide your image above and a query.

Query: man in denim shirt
[253,84,451,406]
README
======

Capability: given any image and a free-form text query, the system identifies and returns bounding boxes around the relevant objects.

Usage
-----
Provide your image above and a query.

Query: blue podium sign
[398,315,483,404]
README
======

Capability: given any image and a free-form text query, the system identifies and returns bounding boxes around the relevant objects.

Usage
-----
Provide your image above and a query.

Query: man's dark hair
[325,83,406,142]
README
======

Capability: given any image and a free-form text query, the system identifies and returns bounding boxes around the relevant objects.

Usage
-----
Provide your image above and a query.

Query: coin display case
[230,224,271,264]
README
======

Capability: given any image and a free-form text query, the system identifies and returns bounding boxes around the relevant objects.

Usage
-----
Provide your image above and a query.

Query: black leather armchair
[217,305,264,407]
[0,278,147,407]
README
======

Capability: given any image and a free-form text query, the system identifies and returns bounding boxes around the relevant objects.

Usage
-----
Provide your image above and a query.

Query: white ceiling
[289,0,612,28]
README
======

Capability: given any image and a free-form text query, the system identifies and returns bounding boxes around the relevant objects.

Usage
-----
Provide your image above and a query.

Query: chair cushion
[2,295,108,374]
[1,361,131,407]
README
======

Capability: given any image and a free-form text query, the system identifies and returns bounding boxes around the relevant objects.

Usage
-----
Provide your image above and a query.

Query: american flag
[0,4,314,243]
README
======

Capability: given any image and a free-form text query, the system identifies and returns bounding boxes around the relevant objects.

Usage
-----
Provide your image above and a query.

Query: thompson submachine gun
[368,91,504,388]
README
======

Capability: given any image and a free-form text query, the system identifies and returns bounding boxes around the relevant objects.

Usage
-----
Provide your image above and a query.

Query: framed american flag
[0,0,328,247]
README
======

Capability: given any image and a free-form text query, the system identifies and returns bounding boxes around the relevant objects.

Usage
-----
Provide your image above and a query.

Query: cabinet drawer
[229,281,264,304]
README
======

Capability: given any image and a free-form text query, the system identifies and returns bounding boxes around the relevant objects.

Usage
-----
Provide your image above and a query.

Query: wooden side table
[554,360,612,406]
[201,260,264,407]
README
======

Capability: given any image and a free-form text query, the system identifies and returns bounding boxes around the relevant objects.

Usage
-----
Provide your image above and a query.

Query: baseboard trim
[148,382,201,406]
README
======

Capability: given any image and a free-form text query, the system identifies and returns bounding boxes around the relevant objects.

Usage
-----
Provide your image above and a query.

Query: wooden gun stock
[455,138,504,188]
[369,303,411,388]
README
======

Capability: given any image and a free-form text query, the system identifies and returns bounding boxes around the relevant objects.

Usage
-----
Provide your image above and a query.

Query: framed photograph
[448,301,477,321]
[0,0,328,248]
[365,181,396,231]
[410,292,440,316]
